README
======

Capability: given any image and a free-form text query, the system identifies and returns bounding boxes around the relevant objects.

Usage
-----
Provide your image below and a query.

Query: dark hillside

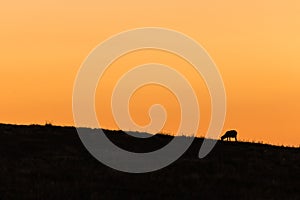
[0,124,299,199]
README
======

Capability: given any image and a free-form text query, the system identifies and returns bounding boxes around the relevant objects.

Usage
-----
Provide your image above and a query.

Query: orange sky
[1,0,300,146]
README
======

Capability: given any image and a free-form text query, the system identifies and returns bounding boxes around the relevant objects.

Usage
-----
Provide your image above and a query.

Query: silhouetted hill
[0,123,299,199]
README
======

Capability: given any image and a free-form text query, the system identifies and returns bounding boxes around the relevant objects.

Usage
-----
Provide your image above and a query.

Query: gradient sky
[1,0,300,146]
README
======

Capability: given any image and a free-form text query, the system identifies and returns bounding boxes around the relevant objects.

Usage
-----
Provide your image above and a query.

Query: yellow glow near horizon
[1,1,300,146]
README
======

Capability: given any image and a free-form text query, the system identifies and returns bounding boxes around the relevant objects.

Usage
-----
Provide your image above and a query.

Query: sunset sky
[1,0,300,146]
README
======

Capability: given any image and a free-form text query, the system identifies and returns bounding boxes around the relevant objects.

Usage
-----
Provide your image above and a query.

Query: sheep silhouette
[221,130,237,141]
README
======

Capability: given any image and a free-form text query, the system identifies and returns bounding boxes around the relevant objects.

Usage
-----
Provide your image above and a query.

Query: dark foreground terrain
[0,124,299,199]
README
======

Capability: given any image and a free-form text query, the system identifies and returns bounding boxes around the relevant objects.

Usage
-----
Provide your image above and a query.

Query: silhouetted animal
[221,130,237,141]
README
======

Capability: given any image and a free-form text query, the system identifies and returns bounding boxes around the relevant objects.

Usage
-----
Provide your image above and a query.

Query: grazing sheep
[221,130,237,141]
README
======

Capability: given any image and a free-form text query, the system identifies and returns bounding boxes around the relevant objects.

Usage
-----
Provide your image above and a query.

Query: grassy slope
[0,124,299,199]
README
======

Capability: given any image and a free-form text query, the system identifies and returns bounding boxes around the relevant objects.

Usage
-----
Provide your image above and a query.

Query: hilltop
[0,123,299,199]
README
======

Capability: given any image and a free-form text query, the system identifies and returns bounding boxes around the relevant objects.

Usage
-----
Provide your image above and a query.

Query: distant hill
[0,123,299,199]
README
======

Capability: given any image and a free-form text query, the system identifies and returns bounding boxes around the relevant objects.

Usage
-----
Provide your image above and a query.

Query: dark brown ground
[0,123,299,199]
